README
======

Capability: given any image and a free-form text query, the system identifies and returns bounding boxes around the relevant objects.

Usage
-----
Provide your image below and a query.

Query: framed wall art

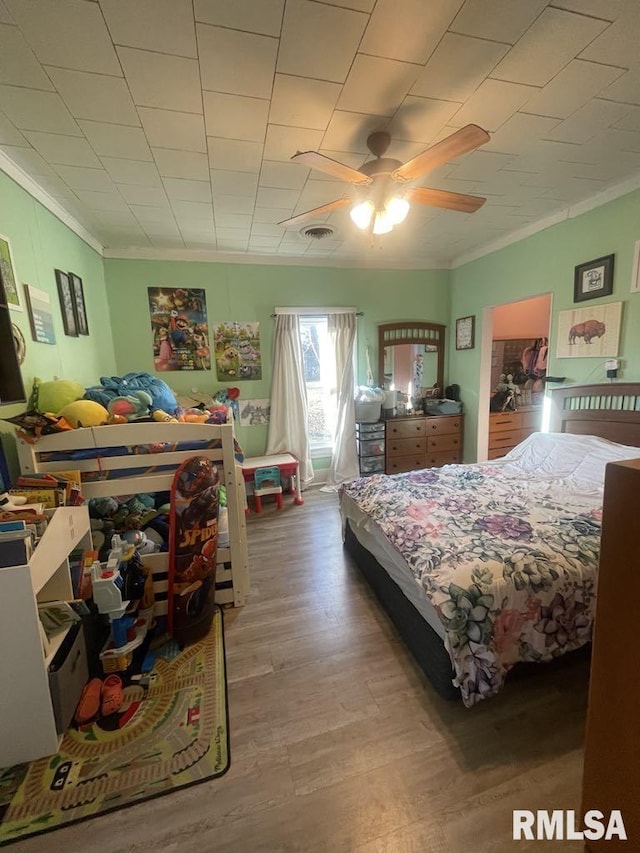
[574,254,614,302]
[24,284,56,344]
[69,272,89,335]
[556,301,622,359]
[0,234,21,310]
[55,269,78,337]
[455,315,475,350]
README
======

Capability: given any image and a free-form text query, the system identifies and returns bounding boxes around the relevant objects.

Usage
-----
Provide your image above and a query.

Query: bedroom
[0,0,640,849]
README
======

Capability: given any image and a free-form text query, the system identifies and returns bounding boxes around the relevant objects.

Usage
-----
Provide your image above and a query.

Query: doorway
[477,293,552,461]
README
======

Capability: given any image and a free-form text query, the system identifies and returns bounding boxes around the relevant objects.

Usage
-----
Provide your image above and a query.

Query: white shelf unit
[0,506,92,767]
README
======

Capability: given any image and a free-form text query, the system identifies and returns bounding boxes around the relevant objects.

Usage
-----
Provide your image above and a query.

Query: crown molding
[0,151,103,255]
[451,172,640,269]
[102,243,447,270]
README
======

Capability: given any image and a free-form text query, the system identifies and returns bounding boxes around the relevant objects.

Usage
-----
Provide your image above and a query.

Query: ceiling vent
[300,225,335,240]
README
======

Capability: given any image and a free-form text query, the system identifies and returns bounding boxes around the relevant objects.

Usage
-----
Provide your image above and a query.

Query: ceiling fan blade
[291,151,372,185]
[407,186,487,213]
[392,124,490,183]
[278,198,351,228]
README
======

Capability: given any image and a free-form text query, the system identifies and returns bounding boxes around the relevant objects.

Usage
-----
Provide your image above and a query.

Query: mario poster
[148,287,211,371]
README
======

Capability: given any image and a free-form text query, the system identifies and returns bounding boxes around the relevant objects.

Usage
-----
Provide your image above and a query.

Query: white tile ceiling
[0,0,639,265]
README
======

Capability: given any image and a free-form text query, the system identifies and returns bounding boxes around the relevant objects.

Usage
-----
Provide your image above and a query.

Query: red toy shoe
[75,678,102,725]
[101,674,124,716]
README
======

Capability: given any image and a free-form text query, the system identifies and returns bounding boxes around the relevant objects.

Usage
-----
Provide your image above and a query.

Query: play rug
[0,605,229,846]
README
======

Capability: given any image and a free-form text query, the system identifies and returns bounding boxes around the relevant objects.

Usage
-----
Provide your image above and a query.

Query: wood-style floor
[17,490,588,852]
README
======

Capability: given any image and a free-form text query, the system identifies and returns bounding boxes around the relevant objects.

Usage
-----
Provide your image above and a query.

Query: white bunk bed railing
[16,422,249,608]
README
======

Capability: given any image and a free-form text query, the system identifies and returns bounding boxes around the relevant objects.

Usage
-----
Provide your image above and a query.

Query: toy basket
[354,401,381,422]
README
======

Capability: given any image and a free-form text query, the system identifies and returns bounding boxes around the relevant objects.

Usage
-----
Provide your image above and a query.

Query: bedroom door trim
[476,293,554,462]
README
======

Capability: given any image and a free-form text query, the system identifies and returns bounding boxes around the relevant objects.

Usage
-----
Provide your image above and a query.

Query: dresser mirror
[378,322,445,408]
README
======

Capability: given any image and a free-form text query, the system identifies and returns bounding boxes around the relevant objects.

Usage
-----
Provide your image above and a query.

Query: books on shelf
[9,470,84,508]
[37,600,82,641]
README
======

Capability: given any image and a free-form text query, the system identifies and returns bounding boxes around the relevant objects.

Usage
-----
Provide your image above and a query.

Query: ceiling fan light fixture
[373,208,393,235]
[350,200,374,229]
[386,196,410,225]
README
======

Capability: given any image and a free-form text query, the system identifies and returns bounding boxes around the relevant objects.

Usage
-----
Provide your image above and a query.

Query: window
[300,316,337,453]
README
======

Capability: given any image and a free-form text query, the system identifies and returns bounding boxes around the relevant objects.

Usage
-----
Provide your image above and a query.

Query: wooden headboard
[548,383,640,447]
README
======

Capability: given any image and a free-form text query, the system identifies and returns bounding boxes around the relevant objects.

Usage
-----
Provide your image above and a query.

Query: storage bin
[48,622,88,735]
[358,438,385,456]
[357,421,384,435]
[355,401,381,422]
[360,457,385,474]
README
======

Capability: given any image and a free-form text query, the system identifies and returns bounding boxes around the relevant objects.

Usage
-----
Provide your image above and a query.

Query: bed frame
[16,422,249,612]
[345,382,640,701]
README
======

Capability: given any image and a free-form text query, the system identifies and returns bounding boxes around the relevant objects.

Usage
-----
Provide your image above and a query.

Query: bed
[15,421,249,613]
[340,383,640,706]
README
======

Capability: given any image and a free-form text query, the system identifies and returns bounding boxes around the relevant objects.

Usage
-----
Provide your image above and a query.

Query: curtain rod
[271,310,364,317]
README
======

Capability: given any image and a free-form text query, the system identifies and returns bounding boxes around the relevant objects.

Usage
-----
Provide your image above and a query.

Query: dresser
[385,414,463,474]
[355,421,386,476]
[487,406,541,459]
[581,459,640,850]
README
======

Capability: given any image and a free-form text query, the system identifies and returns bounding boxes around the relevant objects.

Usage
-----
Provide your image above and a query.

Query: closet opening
[477,294,552,461]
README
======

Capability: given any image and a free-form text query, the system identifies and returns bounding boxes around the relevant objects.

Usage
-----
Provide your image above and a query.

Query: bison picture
[568,319,606,344]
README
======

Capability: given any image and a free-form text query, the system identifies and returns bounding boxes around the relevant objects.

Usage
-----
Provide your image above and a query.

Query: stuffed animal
[107,390,153,422]
[153,409,178,423]
[59,399,109,428]
[29,377,84,414]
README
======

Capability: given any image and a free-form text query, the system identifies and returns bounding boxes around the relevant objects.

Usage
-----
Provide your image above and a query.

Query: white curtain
[266,313,314,486]
[324,311,359,489]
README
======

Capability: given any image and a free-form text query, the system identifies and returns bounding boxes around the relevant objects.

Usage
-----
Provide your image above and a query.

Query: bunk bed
[340,383,640,706]
[16,421,249,613]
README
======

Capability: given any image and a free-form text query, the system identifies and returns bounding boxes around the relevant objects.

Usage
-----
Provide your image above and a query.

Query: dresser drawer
[359,457,385,474]
[387,418,426,439]
[488,428,521,450]
[358,437,385,457]
[387,436,427,457]
[520,409,541,430]
[386,455,426,474]
[427,433,461,453]
[357,422,386,437]
[425,416,463,436]
[489,412,522,432]
[428,450,462,468]
[488,446,513,460]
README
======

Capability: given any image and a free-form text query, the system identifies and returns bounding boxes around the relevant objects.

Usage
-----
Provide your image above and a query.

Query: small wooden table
[240,453,304,511]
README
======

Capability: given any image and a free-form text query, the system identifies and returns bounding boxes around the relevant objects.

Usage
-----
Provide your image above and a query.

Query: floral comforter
[340,464,602,706]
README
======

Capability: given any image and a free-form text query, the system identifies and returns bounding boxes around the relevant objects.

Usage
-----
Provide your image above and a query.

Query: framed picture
[69,272,89,335]
[0,234,22,310]
[455,315,475,350]
[55,269,78,337]
[556,301,622,359]
[24,284,56,344]
[574,254,614,302]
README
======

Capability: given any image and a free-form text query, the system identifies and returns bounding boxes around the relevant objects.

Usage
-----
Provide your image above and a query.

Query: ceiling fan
[278,124,490,235]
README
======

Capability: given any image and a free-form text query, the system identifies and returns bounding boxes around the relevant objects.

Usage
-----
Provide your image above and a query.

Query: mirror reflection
[382,344,439,401]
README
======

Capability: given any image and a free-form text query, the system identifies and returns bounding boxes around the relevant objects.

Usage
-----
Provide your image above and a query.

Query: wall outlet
[605,359,619,371]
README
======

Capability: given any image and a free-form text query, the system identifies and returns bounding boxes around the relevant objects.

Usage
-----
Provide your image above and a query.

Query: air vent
[300,225,335,240]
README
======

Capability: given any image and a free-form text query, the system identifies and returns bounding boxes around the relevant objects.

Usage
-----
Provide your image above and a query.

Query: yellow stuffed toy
[58,400,109,428]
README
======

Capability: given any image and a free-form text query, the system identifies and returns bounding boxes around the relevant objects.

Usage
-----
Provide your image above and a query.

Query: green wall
[3,163,639,476]
[103,259,451,457]
[450,188,640,458]
[0,170,116,476]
